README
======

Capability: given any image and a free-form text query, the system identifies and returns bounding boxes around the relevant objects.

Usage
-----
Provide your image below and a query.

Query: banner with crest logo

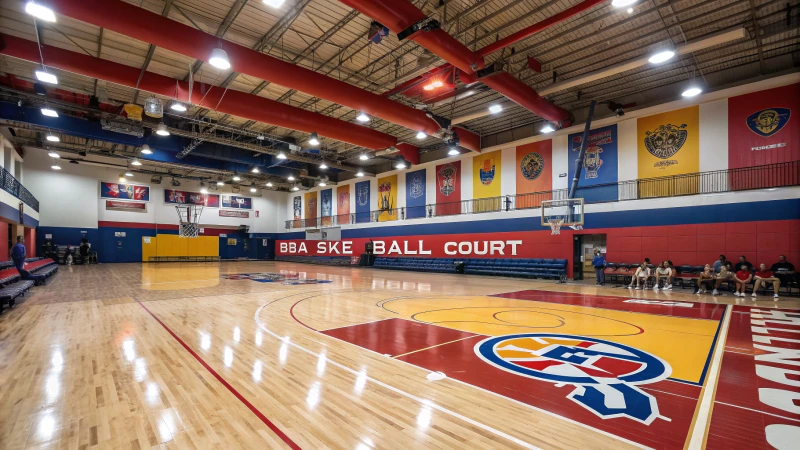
[473,150,502,199]
[377,174,398,222]
[320,189,333,226]
[568,125,618,203]
[728,83,798,169]
[304,191,318,221]
[355,180,371,223]
[435,161,461,216]
[336,185,350,221]
[516,141,553,209]
[405,169,426,219]
[638,106,700,196]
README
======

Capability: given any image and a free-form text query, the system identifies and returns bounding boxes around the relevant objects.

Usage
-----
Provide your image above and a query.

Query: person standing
[10,235,26,272]
[592,249,606,286]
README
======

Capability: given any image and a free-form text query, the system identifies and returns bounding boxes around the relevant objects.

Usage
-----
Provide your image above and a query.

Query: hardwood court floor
[0,261,797,449]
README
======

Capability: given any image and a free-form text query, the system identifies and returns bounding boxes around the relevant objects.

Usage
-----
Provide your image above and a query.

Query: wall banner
[637,105,700,197]
[355,180,371,223]
[304,191,318,220]
[567,124,619,202]
[337,185,350,219]
[106,200,146,211]
[435,161,461,216]
[377,174,398,222]
[219,210,249,218]
[164,189,220,207]
[221,195,252,209]
[100,182,150,201]
[405,168,426,219]
[473,150,502,199]
[516,140,553,195]
[293,196,302,220]
[320,188,333,226]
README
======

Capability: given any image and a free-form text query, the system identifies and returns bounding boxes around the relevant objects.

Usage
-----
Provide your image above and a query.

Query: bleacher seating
[0,279,34,312]
[0,258,58,313]
[373,257,459,273]
[372,257,567,280]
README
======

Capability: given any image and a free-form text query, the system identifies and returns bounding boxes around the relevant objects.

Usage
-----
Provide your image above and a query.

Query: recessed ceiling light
[648,49,675,64]
[489,104,503,114]
[287,175,295,181]
[170,102,187,112]
[41,107,58,117]
[276,151,287,160]
[232,175,241,182]
[140,144,153,155]
[46,134,59,143]
[448,148,460,156]
[682,87,702,97]
[35,70,58,84]
[263,0,286,7]
[209,48,231,70]
[48,151,60,158]
[25,2,56,22]
[541,124,556,133]
[131,158,143,166]
[155,123,170,136]
[319,162,328,169]
[356,112,370,122]
[308,132,320,146]
[416,131,427,140]
[611,0,637,7]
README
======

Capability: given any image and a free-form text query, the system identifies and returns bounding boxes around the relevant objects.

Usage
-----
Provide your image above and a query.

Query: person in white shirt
[628,262,652,290]
[654,260,673,291]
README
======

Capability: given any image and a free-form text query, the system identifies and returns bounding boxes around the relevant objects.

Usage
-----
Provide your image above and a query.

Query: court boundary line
[713,401,800,423]
[392,334,482,359]
[134,297,302,450]
[257,297,651,450]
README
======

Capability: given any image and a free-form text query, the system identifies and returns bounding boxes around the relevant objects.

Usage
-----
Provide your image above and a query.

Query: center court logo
[475,333,672,424]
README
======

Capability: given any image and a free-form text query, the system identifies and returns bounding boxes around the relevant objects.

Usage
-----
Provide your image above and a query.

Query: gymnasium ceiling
[0,0,797,186]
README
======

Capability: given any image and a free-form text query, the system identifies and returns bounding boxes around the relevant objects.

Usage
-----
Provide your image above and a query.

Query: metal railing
[285,160,799,229]
[1,164,39,212]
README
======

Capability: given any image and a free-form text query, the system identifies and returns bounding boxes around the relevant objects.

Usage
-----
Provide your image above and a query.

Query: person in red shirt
[752,263,781,300]
[733,266,752,297]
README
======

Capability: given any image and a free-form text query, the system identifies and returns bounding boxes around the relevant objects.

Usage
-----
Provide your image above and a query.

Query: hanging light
[232,175,241,182]
[448,148,460,156]
[35,70,58,85]
[359,153,369,161]
[423,84,435,91]
[251,166,260,173]
[41,107,58,117]
[216,180,225,186]
[46,134,59,143]
[266,181,273,187]
[308,132,320,146]
[263,0,286,8]
[318,181,327,187]
[250,183,257,193]
[209,47,231,70]
[131,158,143,166]
[319,162,328,169]
[48,151,60,158]
[356,112,370,123]
[682,86,702,97]
[199,182,208,194]
[356,171,364,177]
[287,175,295,181]
[395,159,407,170]
[170,102,187,112]
[118,173,127,183]
[25,1,56,22]
[155,123,170,136]
[627,7,633,13]
[140,144,153,155]
[416,131,427,140]
[125,171,134,177]
[648,49,675,64]
[257,134,266,140]
[611,0,637,7]
[541,124,556,133]
[276,151,287,160]
[51,164,61,170]
[489,104,503,114]
[432,80,444,88]
[291,185,300,191]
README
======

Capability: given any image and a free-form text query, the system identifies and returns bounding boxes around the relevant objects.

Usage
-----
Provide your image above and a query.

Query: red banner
[106,200,146,210]
[219,210,249,218]
[435,160,461,216]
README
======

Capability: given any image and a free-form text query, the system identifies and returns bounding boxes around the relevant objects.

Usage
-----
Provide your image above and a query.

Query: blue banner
[320,189,332,217]
[355,180,371,223]
[100,182,150,201]
[221,195,252,209]
[405,169,426,219]
[568,124,619,202]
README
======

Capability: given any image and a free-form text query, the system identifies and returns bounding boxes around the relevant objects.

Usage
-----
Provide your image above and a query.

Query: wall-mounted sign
[220,234,227,238]
[143,237,151,244]
[262,239,269,246]
[199,228,204,234]
[114,231,127,237]
[222,195,252,209]
[106,200,147,211]
[219,210,249,218]
[227,238,238,246]
[101,182,150,201]
[164,189,220,207]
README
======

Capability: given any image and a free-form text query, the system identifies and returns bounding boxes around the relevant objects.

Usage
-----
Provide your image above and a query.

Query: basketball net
[549,218,564,235]
[176,204,204,238]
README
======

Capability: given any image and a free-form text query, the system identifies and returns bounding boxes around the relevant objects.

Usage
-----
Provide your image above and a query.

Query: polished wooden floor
[1,261,797,449]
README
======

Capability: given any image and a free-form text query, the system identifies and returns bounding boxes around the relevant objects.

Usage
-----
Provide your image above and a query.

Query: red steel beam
[480,72,573,127]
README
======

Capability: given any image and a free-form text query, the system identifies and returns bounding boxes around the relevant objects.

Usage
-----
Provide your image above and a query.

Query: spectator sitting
[753,263,780,300]
[770,255,795,286]
[654,260,673,291]
[733,264,753,297]
[713,262,735,295]
[734,255,753,272]
[693,264,715,294]
[592,249,606,286]
[628,262,652,290]
[713,255,726,274]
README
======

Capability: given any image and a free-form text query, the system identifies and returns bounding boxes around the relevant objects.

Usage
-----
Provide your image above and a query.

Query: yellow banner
[304,191,318,219]
[472,150,502,200]
[637,106,700,196]
[377,174,398,222]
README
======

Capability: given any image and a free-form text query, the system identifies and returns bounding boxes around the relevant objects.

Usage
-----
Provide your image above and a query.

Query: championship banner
[638,105,700,197]
[219,210,249,218]
[320,189,333,226]
[405,168,426,219]
[728,83,798,169]
[221,195,252,209]
[473,150,502,199]
[304,191,318,220]
[355,180,371,223]
[164,189,220,207]
[377,174,398,222]
[106,200,146,211]
[336,185,350,219]
[568,124,619,202]
[100,182,150,201]
[516,140,553,208]
[435,160,461,216]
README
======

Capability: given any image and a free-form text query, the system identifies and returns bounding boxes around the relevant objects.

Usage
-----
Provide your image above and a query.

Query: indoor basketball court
[0,0,799,449]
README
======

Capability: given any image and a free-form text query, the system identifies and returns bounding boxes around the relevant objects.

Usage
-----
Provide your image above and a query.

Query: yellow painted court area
[383,296,720,383]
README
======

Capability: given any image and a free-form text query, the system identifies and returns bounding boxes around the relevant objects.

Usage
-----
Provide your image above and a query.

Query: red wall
[0,222,7,261]
[24,227,36,258]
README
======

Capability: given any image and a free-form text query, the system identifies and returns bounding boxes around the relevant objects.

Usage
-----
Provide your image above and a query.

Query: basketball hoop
[549,218,564,235]
[175,204,204,238]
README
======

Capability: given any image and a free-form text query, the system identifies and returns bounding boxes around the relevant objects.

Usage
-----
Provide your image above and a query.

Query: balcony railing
[285,160,799,230]
[1,164,39,212]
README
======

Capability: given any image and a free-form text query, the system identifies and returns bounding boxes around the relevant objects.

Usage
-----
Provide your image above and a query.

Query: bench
[0,279,34,313]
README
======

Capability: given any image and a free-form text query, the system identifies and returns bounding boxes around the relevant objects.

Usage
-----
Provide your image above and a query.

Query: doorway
[572,234,607,281]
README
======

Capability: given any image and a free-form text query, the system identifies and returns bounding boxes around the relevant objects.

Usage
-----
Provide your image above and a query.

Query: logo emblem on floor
[222,273,332,285]
[475,333,672,424]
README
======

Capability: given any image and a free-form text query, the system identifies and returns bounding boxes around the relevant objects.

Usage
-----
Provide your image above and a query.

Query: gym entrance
[572,234,607,281]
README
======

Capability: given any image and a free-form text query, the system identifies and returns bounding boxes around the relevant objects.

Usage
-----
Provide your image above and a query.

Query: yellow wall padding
[143,235,219,261]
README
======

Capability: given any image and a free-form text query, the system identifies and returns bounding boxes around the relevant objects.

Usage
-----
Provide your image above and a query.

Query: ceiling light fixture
[287,175,295,181]
[356,171,364,177]
[170,102,187,112]
[627,7,633,13]
[263,0,286,8]
[648,49,675,64]
[155,123,170,136]
[291,185,300,191]
[416,131,427,140]
[276,151,287,160]
[46,134,59,143]
[232,175,241,182]
[125,171,134,177]
[48,151,59,158]
[319,162,328,169]
[541,124,556,134]
[448,148,460,156]
[118,174,127,183]
[319,181,327,187]
[682,86,702,97]
[611,0,637,7]
[395,160,407,170]
[250,184,257,193]
[359,153,369,161]
[257,134,266,140]
[51,164,61,170]
[356,112,370,123]
[489,104,503,114]
[266,181,273,187]
[423,84,435,91]
[200,187,208,194]
[140,144,153,155]
[41,107,58,117]
[131,158,143,166]
[308,132,320,146]
[25,1,56,22]
[209,47,231,70]
[35,70,57,84]
[432,80,443,88]
[251,167,260,173]
[216,180,225,186]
